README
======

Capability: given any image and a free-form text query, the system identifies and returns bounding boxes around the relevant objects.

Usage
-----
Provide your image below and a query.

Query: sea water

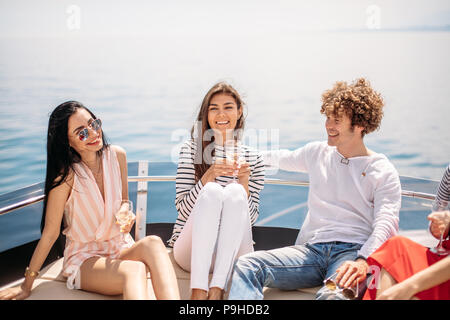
[0,31,448,196]
[0,31,449,251]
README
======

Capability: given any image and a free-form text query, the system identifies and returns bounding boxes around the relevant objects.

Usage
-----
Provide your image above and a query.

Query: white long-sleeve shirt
[262,141,401,259]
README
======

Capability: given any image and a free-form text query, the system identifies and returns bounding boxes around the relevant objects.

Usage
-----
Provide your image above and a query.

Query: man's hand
[335,258,369,288]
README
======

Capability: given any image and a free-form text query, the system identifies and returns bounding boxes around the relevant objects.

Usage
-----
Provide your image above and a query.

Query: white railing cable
[0,175,437,216]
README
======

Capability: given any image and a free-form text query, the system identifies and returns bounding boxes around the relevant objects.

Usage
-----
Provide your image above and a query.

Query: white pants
[173,182,254,292]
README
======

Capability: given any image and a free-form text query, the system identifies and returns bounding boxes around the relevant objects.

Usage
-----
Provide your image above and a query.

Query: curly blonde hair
[320,78,384,137]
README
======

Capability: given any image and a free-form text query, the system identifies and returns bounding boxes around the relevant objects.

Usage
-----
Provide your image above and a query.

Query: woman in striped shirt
[169,82,265,300]
[0,101,179,300]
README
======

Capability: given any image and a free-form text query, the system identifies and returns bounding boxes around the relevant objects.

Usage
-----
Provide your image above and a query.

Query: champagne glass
[115,199,135,241]
[224,140,243,183]
[429,199,449,256]
[323,272,359,300]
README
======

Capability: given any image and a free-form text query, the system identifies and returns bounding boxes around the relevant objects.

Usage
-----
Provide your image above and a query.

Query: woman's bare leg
[376,268,420,300]
[80,256,148,299]
[120,235,180,300]
[376,268,397,299]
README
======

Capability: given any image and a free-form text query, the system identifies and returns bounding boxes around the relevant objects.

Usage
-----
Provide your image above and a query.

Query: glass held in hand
[224,140,243,183]
[225,152,244,183]
[115,199,135,234]
[429,199,449,256]
[323,272,359,300]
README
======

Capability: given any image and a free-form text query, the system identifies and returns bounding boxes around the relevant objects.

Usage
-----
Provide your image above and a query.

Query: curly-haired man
[228,78,402,300]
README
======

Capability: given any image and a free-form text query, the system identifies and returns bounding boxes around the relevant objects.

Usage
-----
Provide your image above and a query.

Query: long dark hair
[190,82,245,182]
[40,101,109,234]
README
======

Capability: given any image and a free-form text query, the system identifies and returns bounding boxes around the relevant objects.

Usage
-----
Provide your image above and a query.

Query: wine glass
[429,199,449,256]
[224,141,243,183]
[323,272,358,300]
[115,199,135,241]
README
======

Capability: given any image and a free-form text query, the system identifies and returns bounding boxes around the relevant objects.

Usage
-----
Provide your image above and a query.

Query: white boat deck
[0,229,436,300]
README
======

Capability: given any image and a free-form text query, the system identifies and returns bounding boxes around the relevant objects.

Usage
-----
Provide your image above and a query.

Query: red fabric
[363,236,450,300]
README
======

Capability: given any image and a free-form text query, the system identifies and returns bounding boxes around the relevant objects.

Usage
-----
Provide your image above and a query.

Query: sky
[0,0,449,38]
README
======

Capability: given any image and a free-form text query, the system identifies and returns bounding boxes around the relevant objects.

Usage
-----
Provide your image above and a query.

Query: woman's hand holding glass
[427,200,449,255]
[201,158,236,185]
[428,211,450,239]
[236,160,250,183]
[115,200,135,234]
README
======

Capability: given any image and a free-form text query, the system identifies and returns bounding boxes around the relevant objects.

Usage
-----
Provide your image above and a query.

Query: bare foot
[191,289,208,300]
[208,287,223,300]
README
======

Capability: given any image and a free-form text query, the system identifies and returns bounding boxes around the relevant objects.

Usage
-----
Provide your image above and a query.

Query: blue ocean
[1,31,449,194]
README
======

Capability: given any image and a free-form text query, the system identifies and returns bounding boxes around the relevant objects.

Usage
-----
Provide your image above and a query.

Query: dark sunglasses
[78,118,102,141]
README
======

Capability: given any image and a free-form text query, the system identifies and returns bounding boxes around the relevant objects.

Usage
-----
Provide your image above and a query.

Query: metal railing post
[135,161,148,241]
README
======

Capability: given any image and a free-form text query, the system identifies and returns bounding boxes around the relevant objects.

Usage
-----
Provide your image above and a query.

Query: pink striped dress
[62,146,134,289]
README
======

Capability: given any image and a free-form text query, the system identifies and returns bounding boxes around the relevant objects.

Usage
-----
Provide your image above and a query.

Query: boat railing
[0,174,437,241]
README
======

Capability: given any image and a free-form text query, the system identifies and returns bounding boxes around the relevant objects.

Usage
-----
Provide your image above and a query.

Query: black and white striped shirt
[436,164,450,202]
[168,139,265,247]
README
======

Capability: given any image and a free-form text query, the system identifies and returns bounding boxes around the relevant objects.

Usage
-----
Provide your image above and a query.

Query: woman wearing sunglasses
[0,101,180,300]
[168,82,265,300]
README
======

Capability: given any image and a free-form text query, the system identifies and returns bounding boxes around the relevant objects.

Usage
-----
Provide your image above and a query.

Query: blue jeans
[228,241,366,300]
